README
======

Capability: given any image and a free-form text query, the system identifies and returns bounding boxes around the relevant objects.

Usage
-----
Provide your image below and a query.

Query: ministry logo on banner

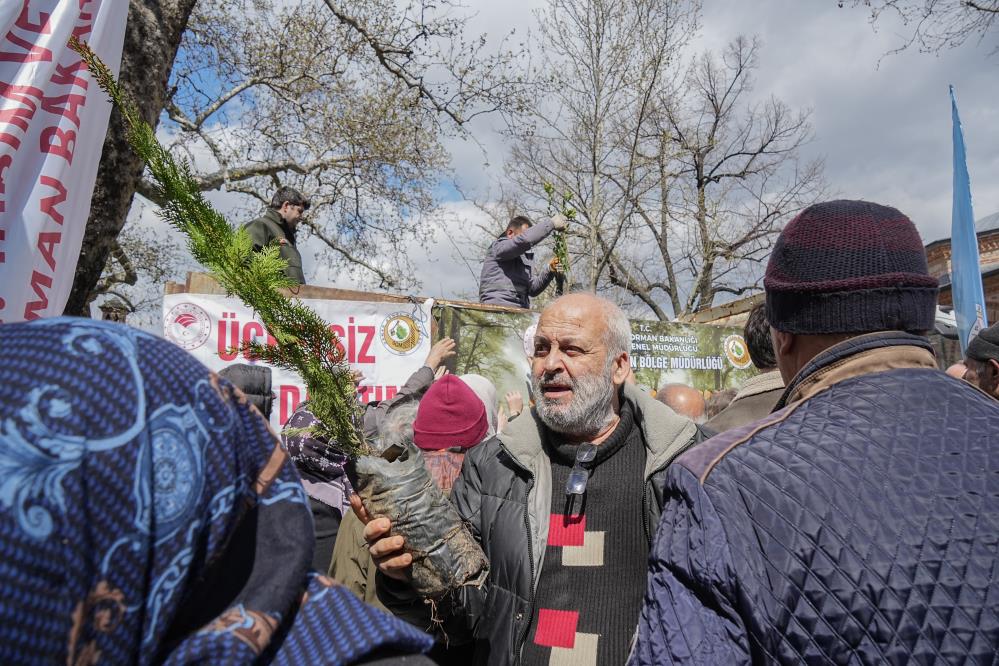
[163,303,212,350]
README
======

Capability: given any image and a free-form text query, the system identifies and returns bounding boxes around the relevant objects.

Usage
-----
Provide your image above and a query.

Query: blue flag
[950,85,987,353]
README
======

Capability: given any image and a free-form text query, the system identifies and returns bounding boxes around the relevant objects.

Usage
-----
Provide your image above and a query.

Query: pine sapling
[70,37,368,457]
[72,39,489,599]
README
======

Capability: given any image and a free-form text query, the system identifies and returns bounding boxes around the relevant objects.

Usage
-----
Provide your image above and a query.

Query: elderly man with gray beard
[357,293,709,666]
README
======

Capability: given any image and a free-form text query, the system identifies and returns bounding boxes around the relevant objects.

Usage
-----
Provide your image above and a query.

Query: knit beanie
[966,322,999,362]
[764,200,938,334]
[413,374,489,450]
[459,373,498,437]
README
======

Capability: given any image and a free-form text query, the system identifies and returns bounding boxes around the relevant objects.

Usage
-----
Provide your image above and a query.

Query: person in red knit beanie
[413,374,489,451]
[411,374,490,498]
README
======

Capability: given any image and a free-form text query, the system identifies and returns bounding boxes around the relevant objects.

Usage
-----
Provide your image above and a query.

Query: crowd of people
[1,199,998,664]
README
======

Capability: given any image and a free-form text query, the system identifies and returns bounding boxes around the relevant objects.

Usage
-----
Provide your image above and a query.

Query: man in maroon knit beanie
[412,374,490,493]
[633,200,999,664]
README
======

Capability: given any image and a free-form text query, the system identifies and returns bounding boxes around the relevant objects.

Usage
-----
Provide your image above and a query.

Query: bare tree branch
[839,0,999,53]
[507,16,825,320]
[300,218,398,289]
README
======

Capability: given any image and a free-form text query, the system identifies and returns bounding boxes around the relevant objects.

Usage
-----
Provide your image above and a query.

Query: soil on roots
[354,443,488,599]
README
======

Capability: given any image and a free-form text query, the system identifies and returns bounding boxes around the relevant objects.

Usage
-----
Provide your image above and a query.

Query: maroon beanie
[765,200,938,334]
[413,374,488,450]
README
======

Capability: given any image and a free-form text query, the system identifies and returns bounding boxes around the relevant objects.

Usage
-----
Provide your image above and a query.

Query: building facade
[925,211,999,323]
[683,211,999,368]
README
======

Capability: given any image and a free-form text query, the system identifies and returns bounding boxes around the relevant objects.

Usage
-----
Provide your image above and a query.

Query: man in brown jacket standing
[704,303,785,432]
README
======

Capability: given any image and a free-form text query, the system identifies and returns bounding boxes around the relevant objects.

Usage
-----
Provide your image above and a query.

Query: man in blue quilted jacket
[632,200,999,664]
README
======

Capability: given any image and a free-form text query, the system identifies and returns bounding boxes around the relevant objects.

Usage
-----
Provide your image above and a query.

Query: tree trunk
[63,0,197,316]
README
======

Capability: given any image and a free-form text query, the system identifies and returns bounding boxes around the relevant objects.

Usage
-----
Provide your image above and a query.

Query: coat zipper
[497,440,537,666]
[515,476,536,666]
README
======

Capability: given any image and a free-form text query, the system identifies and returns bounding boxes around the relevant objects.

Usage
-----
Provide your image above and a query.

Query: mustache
[537,373,574,388]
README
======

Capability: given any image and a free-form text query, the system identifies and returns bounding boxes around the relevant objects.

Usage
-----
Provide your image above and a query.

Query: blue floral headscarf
[0,318,431,664]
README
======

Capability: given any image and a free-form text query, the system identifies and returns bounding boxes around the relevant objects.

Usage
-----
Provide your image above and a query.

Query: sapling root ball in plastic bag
[354,442,488,599]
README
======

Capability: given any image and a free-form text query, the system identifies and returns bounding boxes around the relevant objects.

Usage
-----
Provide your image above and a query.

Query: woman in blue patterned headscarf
[0,318,432,665]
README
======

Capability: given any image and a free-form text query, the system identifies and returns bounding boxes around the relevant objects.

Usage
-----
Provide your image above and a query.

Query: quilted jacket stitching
[721,483,804,665]
[637,357,999,665]
[681,470,812,665]
[717,466,894,658]
[655,470,754,663]
[725,378,995,661]
[714,398,974,657]
[903,483,985,650]
[899,510,949,661]
[699,397,814,484]
[734,417,945,630]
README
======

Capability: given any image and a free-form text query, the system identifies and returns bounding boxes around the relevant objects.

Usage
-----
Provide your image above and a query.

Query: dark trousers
[309,497,342,572]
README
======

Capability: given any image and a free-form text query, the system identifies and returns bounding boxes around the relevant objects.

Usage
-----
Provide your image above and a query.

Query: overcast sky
[450,0,998,239]
[375,0,999,304]
[694,0,998,243]
[128,0,999,324]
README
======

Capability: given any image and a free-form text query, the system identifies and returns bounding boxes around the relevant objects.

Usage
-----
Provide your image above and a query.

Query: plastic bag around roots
[354,442,489,599]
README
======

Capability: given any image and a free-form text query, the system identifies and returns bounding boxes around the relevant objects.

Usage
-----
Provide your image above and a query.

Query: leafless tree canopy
[505,0,826,320]
[839,0,999,53]
[507,0,701,292]
[87,0,531,318]
[614,37,827,318]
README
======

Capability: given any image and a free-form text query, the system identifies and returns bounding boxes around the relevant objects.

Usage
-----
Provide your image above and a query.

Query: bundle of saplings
[71,39,487,600]
[543,181,575,296]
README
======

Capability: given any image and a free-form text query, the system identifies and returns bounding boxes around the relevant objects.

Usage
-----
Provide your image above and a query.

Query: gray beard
[532,366,617,439]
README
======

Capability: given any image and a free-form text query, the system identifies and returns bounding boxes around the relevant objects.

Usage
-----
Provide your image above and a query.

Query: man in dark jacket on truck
[243,186,310,284]
[632,200,999,664]
[355,293,707,665]
[479,214,568,308]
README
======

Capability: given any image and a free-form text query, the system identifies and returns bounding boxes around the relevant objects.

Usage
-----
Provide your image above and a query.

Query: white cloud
[116,0,999,330]
[676,1,998,243]
[450,0,999,244]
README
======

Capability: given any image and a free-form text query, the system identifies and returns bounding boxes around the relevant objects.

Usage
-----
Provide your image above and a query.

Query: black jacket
[380,384,708,665]
[217,363,273,420]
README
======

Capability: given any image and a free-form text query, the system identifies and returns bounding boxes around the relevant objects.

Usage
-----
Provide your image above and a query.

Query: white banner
[162,293,435,429]
[0,0,128,322]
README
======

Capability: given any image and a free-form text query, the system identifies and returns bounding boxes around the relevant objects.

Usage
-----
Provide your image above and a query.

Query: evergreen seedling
[71,38,368,457]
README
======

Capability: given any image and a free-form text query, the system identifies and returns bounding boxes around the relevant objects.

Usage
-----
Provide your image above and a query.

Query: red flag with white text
[0,0,128,322]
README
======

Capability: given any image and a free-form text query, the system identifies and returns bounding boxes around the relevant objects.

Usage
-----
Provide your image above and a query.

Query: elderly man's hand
[551,213,569,231]
[350,494,412,581]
